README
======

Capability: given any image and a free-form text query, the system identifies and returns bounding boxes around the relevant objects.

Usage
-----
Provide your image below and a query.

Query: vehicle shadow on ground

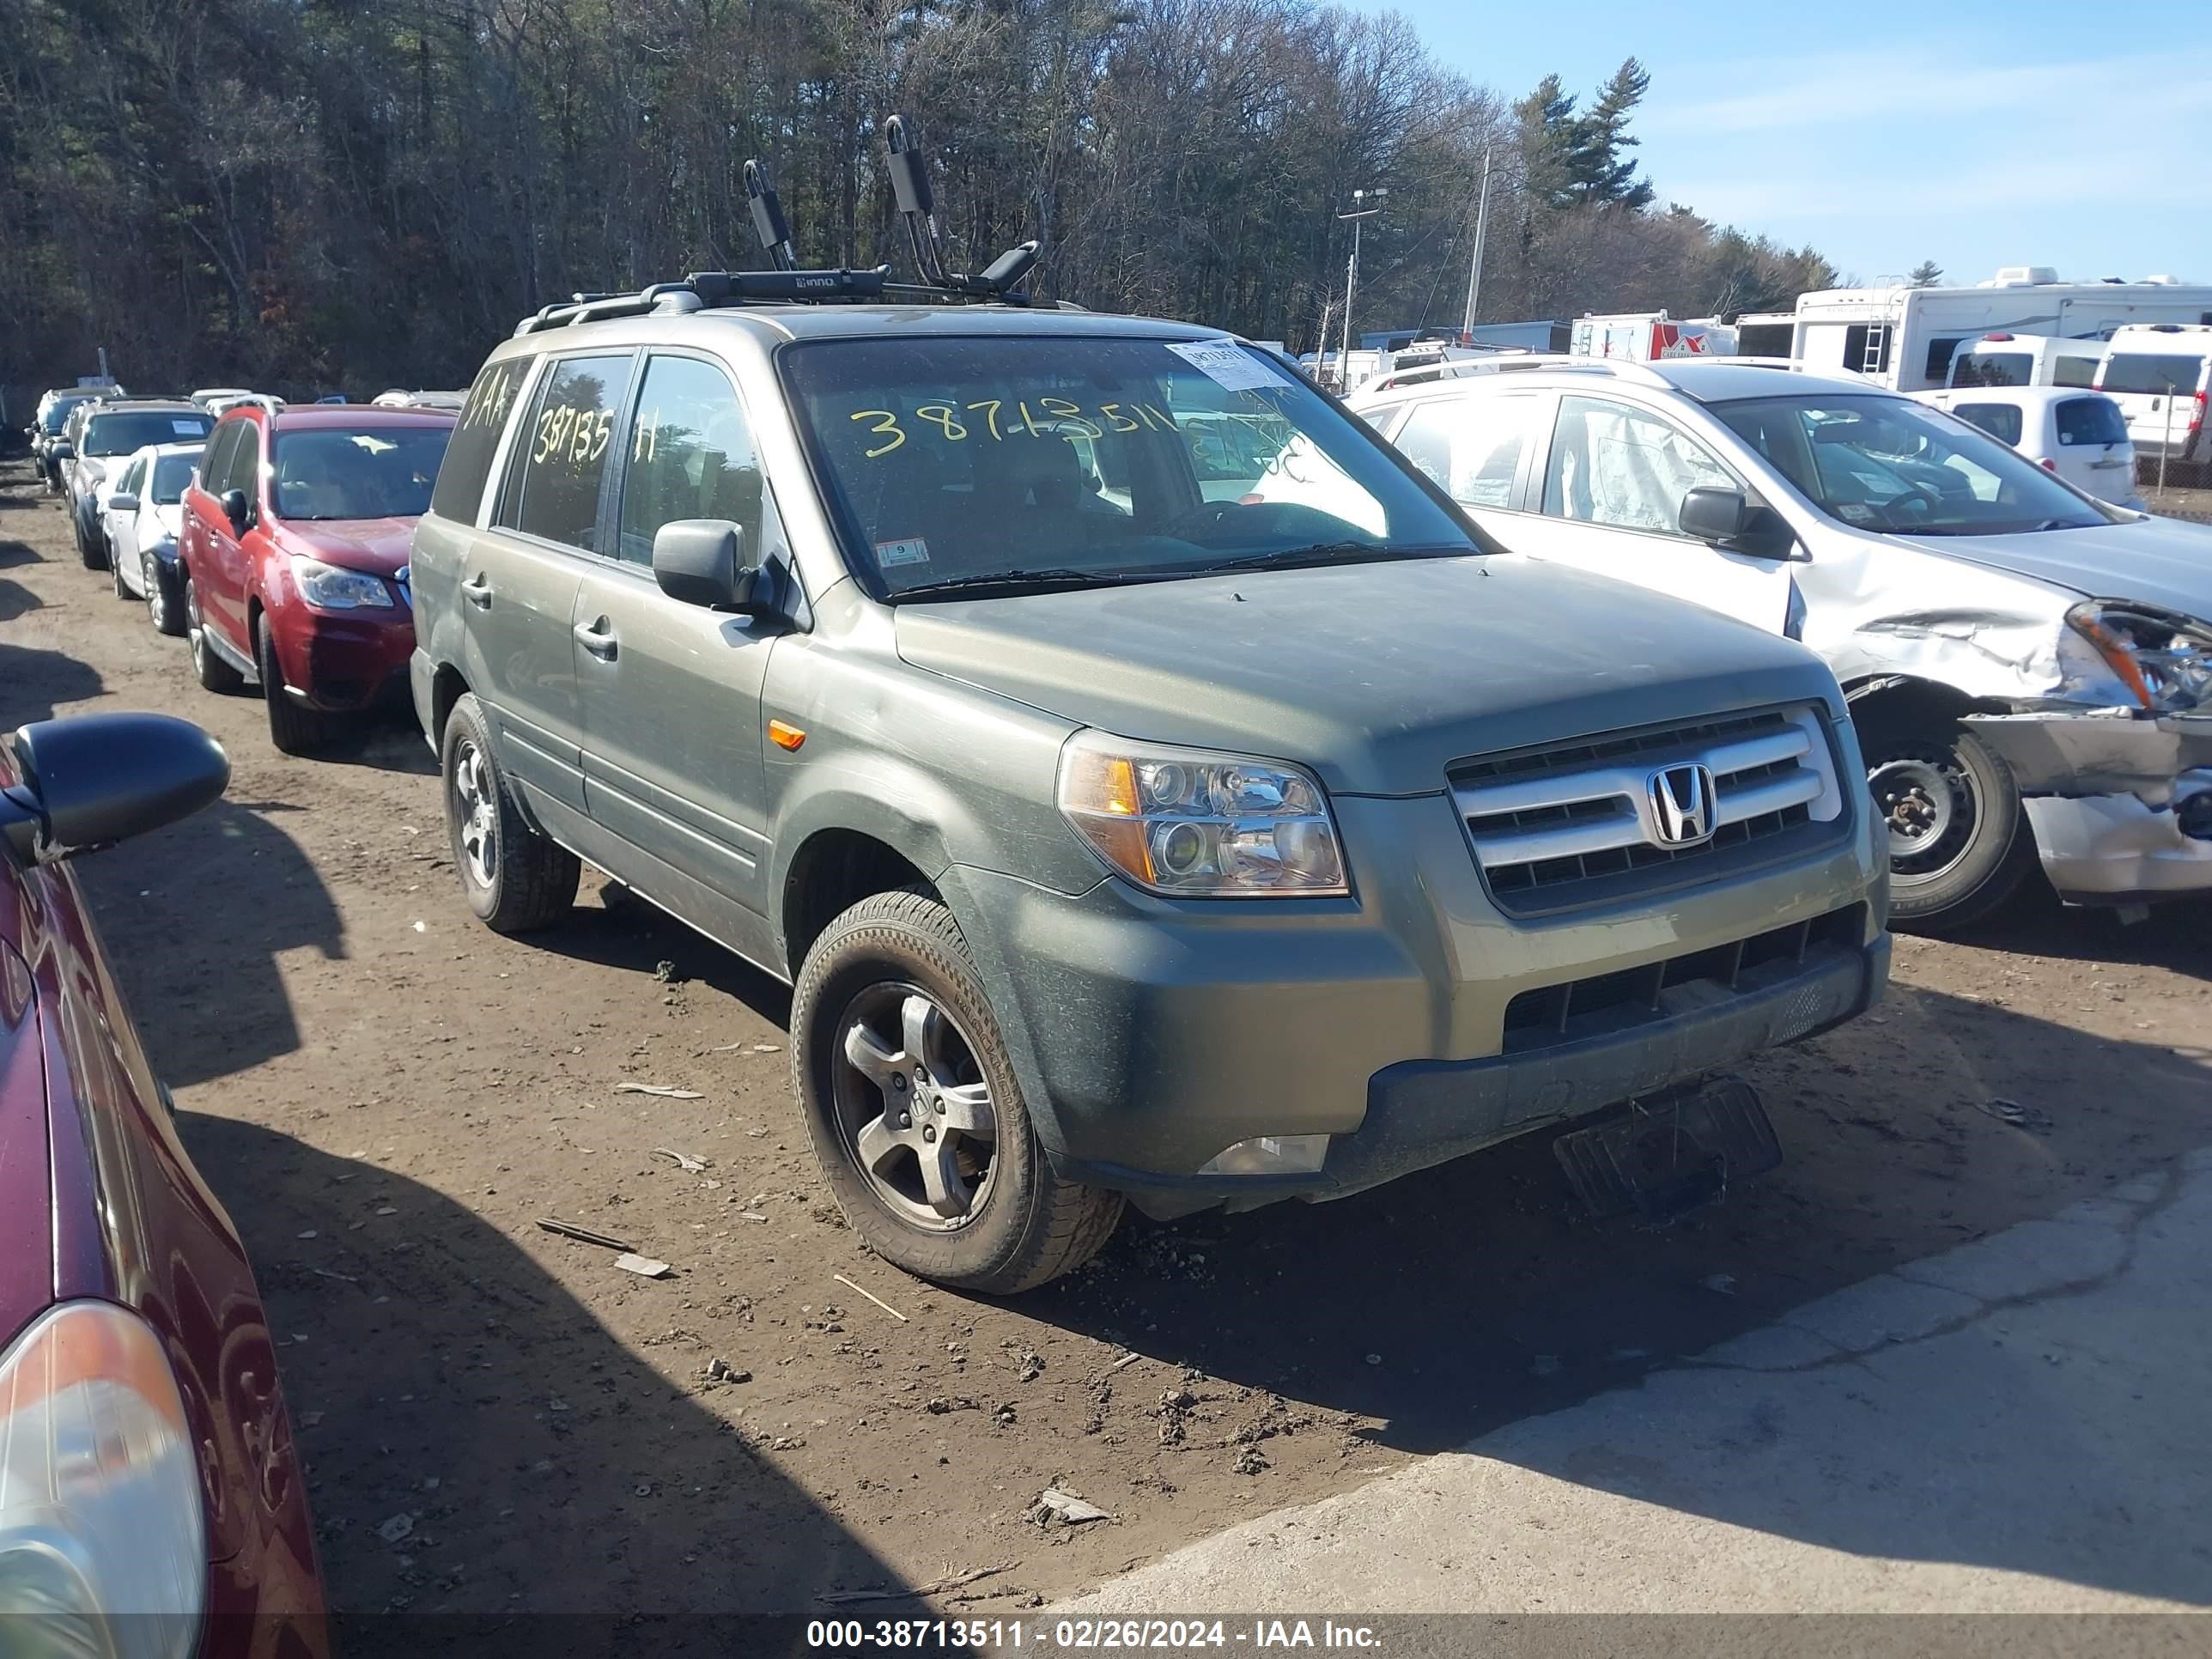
[309,707,440,777]
[0,641,103,725]
[71,795,342,1088]
[0,578,42,623]
[0,536,40,567]
[535,879,796,1026]
[179,1115,900,1638]
[1972,894,2212,980]
[1028,986,2209,1601]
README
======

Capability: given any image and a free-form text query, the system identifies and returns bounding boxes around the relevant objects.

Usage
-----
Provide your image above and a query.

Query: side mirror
[1,714,229,866]
[49,441,73,461]
[108,491,140,514]
[1679,485,1749,541]
[220,488,252,533]
[651,520,757,611]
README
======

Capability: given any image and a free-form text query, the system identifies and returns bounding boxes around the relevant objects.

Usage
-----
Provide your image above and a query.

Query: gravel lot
[3,460,2208,1636]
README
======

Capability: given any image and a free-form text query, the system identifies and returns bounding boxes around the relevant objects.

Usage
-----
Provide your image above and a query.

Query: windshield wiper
[1194,541,1466,574]
[891,567,1145,600]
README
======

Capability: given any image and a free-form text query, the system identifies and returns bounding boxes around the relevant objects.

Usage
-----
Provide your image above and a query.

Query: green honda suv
[407,233,1887,1291]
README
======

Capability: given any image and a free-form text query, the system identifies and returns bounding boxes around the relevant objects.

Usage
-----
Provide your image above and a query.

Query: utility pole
[1461,146,1494,341]
[1336,187,1386,391]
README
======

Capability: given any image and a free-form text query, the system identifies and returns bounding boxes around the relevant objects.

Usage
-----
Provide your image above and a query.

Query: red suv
[179,404,455,754]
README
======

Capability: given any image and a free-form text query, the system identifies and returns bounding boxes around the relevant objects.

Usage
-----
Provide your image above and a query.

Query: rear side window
[432,358,530,523]
[2052,356,2099,389]
[496,353,637,552]
[1952,404,2024,447]
[1393,395,1535,509]
[2056,398,2129,447]
[2101,353,2211,395]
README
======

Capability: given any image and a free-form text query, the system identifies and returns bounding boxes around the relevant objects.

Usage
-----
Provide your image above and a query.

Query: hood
[275,516,416,577]
[1892,515,2212,622]
[894,556,1839,796]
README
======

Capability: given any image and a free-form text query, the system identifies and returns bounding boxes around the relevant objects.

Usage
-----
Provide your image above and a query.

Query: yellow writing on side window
[531,403,615,469]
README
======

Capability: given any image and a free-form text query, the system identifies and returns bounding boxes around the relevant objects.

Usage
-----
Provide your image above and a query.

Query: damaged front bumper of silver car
[1966,708,2212,904]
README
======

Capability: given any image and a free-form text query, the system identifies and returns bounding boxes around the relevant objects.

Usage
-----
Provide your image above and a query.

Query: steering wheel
[1880,482,1943,517]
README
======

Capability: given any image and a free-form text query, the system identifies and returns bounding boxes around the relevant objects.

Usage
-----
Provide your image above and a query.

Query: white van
[1914,386,2142,507]
[2095,324,2212,475]
[1946,333,2104,390]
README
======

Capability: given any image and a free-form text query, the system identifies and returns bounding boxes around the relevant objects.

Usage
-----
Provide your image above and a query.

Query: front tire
[110,538,131,599]
[146,554,185,635]
[76,504,107,571]
[1862,715,2037,933]
[790,888,1122,1293]
[185,573,244,693]
[258,614,338,756]
[441,692,579,933]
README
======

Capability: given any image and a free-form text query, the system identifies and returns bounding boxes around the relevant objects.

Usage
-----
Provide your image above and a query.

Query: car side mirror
[1679,485,1750,541]
[220,488,252,533]
[108,491,140,514]
[49,441,74,461]
[651,520,758,611]
[1,714,229,866]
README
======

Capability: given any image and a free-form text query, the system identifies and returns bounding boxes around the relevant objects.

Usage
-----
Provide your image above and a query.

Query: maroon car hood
[278,517,417,578]
[0,940,52,1346]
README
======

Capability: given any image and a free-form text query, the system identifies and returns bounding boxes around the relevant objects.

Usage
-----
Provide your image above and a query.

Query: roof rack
[1369,354,1680,393]
[515,115,1042,337]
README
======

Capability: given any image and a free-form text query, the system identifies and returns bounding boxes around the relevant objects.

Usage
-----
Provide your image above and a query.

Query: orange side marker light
[769,720,807,752]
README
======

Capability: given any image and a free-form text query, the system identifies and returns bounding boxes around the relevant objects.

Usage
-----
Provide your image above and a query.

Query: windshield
[779,335,1477,599]
[149,453,198,504]
[41,398,92,434]
[2100,352,2210,396]
[1711,395,2110,535]
[84,410,212,457]
[270,425,453,520]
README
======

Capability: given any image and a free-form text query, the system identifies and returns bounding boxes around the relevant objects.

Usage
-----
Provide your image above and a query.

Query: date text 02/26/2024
[805,1620,1382,1650]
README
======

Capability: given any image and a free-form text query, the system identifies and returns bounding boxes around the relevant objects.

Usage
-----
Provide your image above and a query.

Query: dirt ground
[3,460,2209,1633]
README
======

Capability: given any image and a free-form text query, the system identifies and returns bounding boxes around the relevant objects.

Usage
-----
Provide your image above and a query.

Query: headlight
[294,558,393,609]
[0,1303,206,1658]
[1056,732,1348,896]
[2065,602,2212,711]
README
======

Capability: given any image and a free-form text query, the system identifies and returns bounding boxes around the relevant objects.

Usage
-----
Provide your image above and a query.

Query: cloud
[1645,49,2212,137]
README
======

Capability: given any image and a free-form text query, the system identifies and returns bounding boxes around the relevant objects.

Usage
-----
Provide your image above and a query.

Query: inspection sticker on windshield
[173,420,204,435]
[1165,341,1291,392]
[875,537,930,568]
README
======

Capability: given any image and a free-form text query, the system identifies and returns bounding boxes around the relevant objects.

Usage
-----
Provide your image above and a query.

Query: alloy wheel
[830,982,999,1229]
[449,737,500,893]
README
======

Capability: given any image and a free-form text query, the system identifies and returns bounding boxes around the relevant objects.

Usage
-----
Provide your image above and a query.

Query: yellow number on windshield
[852,410,906,459]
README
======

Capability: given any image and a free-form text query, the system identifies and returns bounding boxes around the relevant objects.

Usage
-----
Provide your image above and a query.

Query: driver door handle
[573,617,619,660]
[460,574,493,608]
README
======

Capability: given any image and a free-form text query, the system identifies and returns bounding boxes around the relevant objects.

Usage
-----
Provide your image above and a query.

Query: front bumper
[941,786,1889,1220]
[275,610,416,712]
[1967,711,2212,903]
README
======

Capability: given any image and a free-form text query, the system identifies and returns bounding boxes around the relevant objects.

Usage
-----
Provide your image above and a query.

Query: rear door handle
[460,574,493,608]
[573,617,618,660]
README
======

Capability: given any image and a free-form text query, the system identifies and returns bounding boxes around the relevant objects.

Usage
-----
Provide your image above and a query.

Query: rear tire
[1861,714,2037,933]
[185,572,244,693]
[258,614,339,756]
[441,692,579,933]
[790,887,1122,1293]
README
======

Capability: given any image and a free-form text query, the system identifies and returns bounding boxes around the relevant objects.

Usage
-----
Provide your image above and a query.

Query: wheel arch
[428,663,473,747]
[779,828,935,978]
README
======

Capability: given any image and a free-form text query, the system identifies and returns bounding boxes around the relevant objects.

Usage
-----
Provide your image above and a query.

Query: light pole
[1336,187,1386,390]
[1461,146,1493,341]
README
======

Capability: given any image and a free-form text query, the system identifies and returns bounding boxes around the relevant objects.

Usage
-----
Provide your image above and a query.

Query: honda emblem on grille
[1649,763,1717,847]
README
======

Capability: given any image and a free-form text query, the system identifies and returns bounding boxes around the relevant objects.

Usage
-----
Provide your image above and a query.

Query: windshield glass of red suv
[270,426,453,521]
[780,335,1478,599]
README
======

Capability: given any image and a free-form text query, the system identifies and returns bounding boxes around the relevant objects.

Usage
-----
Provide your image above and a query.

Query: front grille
[1501,905,1863,1054]
[1450,705,1848,915]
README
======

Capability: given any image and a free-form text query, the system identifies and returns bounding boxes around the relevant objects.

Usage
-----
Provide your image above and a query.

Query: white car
[1346,356,2212,930]
[2094,324,2212,477]
[1913,386,2142,507]
[96,441,201,635]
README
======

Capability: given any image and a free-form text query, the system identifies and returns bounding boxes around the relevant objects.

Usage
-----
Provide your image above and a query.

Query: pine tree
[1907,259,1944,287]
[1514,74,1583,211]
[1573,58,1656,208]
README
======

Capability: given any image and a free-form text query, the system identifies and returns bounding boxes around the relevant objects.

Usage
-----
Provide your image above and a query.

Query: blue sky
[1370,0,2212,287]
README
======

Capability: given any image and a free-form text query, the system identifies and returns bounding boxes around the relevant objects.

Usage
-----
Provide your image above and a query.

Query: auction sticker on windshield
[1165,340,1292,392]
[875,537,930,567]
